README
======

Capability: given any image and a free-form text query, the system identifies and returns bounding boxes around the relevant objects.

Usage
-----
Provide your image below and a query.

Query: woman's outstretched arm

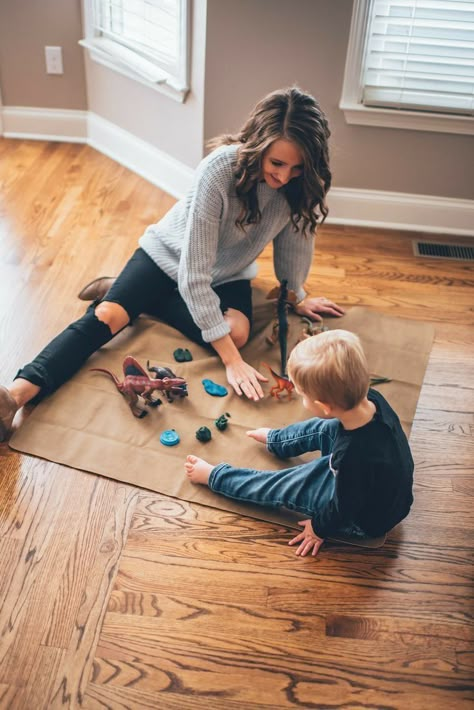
[211,333,267,400]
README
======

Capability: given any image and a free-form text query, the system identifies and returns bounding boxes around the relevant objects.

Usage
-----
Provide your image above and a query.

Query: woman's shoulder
[192,143,239,195]
[198,143,239,175]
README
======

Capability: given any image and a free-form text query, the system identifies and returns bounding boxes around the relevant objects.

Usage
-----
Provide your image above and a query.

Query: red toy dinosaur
[90,356,187,418]
[261,362,294,400]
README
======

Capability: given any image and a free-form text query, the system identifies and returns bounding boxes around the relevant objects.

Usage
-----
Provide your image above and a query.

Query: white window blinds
[362,0,474,115]
[91,0,188,89]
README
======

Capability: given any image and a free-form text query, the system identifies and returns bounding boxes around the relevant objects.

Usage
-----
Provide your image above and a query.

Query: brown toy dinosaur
[261,362,294,400]
[299,316,329,340]
[90,355,187,418]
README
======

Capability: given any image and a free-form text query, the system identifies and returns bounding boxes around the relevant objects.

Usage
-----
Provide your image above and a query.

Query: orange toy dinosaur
[261,362,294,400]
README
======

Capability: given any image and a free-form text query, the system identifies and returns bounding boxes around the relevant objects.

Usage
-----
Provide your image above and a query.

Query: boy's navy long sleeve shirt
[267,389,414,538]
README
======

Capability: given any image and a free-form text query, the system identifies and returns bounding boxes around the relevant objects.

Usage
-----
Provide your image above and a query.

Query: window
[80,0,190,102]
[340,0,474,134]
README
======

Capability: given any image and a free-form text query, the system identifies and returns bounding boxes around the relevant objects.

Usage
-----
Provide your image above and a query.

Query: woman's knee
[225,308,250,349]
[94,301,130,335]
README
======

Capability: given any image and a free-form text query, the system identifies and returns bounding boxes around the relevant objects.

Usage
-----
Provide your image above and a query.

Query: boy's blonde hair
[287,330,369,411]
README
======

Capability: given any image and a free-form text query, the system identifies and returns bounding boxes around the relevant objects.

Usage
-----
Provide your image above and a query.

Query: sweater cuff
[201,320,231,343]
[294,286,307,303]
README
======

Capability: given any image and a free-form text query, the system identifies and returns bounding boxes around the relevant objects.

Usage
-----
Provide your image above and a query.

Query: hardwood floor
[0,139,472,709]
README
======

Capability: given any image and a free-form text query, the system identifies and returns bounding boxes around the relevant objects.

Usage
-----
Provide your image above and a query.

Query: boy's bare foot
[185,455,213,485]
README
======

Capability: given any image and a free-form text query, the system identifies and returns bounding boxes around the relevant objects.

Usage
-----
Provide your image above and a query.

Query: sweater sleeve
[177,158,231,343]
[273,223,315,302]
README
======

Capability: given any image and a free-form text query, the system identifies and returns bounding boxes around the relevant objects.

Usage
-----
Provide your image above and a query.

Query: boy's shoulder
[337,389,412,470]
[364,389,411,455]
[368,388,402,429]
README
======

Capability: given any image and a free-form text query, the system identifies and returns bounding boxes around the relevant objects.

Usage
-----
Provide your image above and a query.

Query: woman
[0,87,343,441]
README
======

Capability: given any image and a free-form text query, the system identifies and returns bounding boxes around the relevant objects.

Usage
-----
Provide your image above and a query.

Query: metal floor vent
[412,240,474,261]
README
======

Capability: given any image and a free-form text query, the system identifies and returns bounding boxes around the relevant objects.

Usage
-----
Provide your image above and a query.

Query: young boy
[185,330,414,557]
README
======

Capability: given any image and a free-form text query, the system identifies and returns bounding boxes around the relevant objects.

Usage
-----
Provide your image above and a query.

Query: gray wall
[204,0,474,200]
[0,0,87,110]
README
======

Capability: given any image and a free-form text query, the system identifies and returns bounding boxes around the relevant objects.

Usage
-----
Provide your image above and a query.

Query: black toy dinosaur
[266,279,297,378]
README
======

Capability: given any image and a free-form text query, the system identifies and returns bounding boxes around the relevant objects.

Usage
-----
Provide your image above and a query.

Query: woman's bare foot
[185,455,213,485]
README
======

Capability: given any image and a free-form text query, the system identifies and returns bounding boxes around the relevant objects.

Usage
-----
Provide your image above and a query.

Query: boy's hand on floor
[246,428,271,444]
[288,519,324,557]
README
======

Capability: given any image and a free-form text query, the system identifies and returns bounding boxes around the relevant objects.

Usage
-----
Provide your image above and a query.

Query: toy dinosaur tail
[261,362,282,380]
[89,368,121,389]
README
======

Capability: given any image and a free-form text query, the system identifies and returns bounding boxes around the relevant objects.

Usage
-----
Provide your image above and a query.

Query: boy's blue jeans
[209,417,366,538]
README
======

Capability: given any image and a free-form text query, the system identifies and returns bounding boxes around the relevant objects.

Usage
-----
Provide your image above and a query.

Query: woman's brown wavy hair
[207,87,331,235]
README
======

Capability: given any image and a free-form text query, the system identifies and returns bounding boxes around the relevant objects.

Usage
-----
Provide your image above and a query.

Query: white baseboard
[87,113,194,199]
[2,106,88,142]
[327,187,474,237]
[2,106,473,236]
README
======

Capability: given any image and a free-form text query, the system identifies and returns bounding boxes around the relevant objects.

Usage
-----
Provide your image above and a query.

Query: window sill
[79,39,189,104]
[340,101,474,136]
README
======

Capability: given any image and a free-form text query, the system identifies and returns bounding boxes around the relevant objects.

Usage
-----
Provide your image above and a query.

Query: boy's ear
[314,399,332,417]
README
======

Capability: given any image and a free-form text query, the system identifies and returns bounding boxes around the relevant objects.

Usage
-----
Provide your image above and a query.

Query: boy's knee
[94,301,130,335]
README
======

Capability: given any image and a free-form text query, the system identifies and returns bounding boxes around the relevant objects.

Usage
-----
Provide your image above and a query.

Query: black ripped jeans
[16,248,253,400]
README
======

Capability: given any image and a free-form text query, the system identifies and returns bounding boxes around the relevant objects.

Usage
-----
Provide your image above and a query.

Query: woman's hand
[211,334,268,401]
[288,519,324,557]
[226,359,268,401]
[294,296,345,322]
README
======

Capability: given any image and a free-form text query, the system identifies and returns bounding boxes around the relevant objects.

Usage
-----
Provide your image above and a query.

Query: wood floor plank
[83,682,275,710]
[101,597,473,662]
[0,459,140,699]
[89,620,472,708]
[0,684,22,708]
[46,483,139,708]
[11,646,65,710]
[110,553,472,630]
[122,502,474,580]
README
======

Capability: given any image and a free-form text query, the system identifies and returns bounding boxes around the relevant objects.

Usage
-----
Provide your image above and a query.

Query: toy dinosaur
[300,316,329,339]
[266,279,298,377]
[90,356,187,418]
[370,376,392,386]
[261,362,294,400]
[146,361,188,402]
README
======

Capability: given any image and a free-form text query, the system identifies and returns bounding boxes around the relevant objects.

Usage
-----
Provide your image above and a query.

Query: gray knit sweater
[139,143,315,342]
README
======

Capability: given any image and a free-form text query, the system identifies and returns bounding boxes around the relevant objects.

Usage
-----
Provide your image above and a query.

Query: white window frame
[340,0,474,135]
[80,0,190,103]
